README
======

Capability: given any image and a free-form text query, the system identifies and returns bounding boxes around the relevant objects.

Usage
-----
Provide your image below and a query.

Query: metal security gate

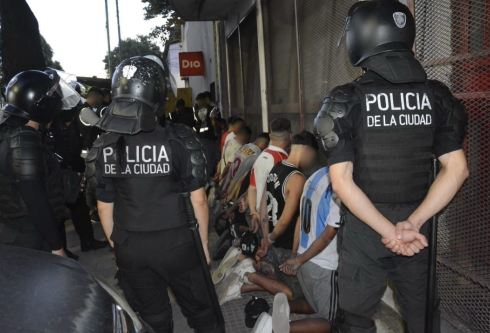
[415,1,490,332]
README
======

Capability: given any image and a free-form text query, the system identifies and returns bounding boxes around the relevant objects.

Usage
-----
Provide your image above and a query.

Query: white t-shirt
[249,145,288,211]
[297,167,341,270]
[220,138,242,174]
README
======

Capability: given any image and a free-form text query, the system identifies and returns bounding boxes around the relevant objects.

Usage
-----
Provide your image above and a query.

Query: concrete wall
[181,21,217,101]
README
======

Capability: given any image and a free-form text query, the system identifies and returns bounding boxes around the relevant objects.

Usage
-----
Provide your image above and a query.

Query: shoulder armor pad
[8,127,44,180]
[314,83,360,151]
[169,123,207,182]
[427,80,468,142]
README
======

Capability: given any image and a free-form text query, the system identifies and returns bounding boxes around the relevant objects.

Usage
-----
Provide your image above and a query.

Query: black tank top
[266,161,302,249]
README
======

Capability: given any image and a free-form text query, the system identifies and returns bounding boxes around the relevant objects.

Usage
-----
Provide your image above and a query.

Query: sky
[26,0,166,78]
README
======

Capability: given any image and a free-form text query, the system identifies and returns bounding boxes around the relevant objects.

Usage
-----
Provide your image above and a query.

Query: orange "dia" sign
[179,52,205,77]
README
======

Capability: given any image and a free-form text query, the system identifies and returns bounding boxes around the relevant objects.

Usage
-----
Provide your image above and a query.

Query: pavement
[67,221,467,333]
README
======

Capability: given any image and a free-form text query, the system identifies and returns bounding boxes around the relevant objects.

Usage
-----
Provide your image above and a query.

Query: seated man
[221,132,270,202]
[213,131,318,303]
[256,131,319,299]
[279,166,340,333]
[218,126,252,181]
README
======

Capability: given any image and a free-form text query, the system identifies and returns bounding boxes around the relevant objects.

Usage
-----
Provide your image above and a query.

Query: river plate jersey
[298,167,340,270]
[250,145,288,211]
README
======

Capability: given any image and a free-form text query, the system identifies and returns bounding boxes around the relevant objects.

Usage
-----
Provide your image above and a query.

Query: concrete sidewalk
[67,222,465,333]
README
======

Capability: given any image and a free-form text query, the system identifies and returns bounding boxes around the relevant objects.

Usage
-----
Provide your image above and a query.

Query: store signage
[179,51,205,76]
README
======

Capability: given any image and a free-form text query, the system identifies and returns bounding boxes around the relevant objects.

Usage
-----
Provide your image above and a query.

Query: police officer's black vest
[98,126,187,232]
[353,73,435,203]
[266,161,302,249]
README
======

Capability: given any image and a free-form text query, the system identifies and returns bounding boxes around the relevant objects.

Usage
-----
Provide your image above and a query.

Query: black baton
[181,193,225,328]
[425,159,438,333]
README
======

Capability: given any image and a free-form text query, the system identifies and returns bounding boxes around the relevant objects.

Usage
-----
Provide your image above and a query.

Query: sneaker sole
[272,293,290,333]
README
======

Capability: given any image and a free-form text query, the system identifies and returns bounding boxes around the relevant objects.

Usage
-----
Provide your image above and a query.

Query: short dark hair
[270,118,291,133]
[87,87,103,97]
[257,132,270,141]
[292,130,319,150]
[176,99,185,108]
[236,125,252,137]
[228,116,244,126]
[100,88,111,97]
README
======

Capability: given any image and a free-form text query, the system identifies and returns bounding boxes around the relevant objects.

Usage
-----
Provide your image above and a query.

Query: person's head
[196,91,212,108]
[101,88,112,106]
[176,98,186,111]
[228,116,245,132]
[0,69,63,128]
[86,87,104,109]
[269,117,292,150]
[343,0,415,66]
[255,132,270,150]
[235,126,252,145]
[290,130,319,169]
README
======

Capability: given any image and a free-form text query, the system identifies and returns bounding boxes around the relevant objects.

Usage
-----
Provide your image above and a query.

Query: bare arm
[190,187,211,264]
[408,149,469,229]
[330,161,428,255]
[97,201,115,248]
[269,174,305,242]
[280,225,337,276]
[291,216,301,256]
[295,226,337,265]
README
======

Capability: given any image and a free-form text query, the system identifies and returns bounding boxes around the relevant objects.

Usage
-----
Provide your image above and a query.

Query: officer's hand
[51,248,67,257]
[395,220,428,253]
[382,223,428,256]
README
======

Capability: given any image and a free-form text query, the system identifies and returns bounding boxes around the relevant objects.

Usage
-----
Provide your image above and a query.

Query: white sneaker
[231,258,255,284]
[212,246,241,284]
[216,272,242,305]
[251,312,273,333]
[272,292,290,333]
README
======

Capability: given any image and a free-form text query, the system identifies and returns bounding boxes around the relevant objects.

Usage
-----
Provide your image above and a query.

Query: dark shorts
[112,226,224,333]
[260,246,304,299]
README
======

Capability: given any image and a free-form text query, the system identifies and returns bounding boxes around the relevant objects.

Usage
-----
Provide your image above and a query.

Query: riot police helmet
[97,55,168,134]
[1,69,63,124]
[343,0,415,66]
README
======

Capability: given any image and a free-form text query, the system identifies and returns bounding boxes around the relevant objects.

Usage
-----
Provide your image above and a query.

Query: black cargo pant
[66,191,95,246]
[112,226,224,333]
[337,204,440,333]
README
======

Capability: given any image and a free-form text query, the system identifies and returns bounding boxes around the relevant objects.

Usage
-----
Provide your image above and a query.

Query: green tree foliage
[141,0,182,43]
[103,35,161,76]
[40,36,63,70]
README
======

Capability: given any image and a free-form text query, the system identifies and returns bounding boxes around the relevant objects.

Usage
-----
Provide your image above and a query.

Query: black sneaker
[81,239,109,252]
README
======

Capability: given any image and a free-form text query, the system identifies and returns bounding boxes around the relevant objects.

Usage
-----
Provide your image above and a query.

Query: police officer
[86,56,224,333]
[0,70,66,256]
[314,1,469,332]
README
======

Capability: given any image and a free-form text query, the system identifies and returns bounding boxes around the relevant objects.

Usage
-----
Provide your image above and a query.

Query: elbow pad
[171,124,207,185]
[314,84,360,152]
[9,127,44,181]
